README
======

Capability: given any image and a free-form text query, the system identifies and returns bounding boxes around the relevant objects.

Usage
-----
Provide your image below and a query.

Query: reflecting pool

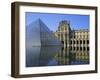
[26,46,89,67]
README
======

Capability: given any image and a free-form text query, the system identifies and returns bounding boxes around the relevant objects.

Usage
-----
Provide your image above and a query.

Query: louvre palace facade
[54,20,89,52]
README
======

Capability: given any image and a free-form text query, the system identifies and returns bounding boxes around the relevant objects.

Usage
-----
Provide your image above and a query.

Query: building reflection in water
[56,47,89,65]
[26,19,89,67]
[26,46,89,67]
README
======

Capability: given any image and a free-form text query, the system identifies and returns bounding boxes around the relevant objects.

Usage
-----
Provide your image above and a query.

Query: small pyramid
[26,19,61,47]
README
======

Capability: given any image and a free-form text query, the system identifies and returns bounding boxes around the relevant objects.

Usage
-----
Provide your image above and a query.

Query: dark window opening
[87,47,89,51]
[87,40,89,44]
[83,40,85,44]
[80,47,82,51]
[80,40,82,44]
[77,40,79,44]
[74,47,75,50]
[61,41,64,44]
[77,40,78,44]
[83,47,85,50]
[74,36,75,38]
[70,40,72,44]
[77,47,79,50]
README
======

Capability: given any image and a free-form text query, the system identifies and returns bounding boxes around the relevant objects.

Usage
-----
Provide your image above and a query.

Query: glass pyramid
[26,19,61,47]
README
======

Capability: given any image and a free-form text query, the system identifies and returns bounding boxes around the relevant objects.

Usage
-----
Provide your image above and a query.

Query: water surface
[26,46,89,67]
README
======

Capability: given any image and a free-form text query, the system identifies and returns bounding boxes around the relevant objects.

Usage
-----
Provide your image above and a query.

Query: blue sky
[26,12,89,31]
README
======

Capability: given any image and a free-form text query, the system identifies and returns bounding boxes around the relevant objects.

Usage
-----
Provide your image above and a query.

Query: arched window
[80,47,82,51]
[83,40,85,44]
[87,47,89,51]
[74,47,75,50]
[87,40,89,44]
[80,40,82,44]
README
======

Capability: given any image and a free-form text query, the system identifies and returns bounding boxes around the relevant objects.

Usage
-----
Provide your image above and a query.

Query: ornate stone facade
[54,20,89,52]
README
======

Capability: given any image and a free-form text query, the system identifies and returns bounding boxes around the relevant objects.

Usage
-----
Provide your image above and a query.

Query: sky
[26,12,89,32]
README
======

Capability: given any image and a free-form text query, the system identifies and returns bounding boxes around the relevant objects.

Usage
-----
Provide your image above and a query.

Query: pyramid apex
[33,18,44,25]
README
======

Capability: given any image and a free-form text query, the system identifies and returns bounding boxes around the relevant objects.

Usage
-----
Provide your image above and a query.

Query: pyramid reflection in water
[26,19,89,67]
[26,19,61,47]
